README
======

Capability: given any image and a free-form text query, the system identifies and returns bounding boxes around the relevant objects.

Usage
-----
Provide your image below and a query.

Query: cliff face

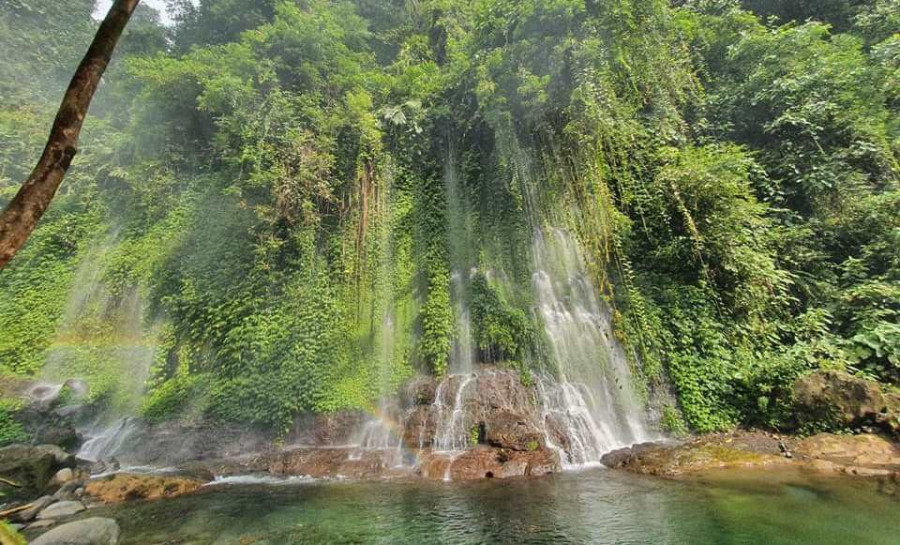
[2,0,899,457]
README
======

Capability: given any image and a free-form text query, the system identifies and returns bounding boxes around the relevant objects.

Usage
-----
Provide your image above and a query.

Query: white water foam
[532,228,656,468]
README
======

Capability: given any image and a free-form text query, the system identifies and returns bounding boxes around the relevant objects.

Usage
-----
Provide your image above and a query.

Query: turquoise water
[69,469,899,544]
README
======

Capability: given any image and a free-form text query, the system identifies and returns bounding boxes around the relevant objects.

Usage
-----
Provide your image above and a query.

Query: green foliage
[0,520,27,545]
[142,373,207,424]
[0,398,27,447]
[0,202,103,377]
[660,404,689,437]
[470,273,534,363]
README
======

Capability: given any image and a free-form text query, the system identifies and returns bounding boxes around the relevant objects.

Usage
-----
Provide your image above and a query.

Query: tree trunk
[0,0,141,270]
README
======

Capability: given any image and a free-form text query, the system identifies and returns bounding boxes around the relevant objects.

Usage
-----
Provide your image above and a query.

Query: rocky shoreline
[602,431,900,485]
[3,368,899,543]
[3,430,899,543]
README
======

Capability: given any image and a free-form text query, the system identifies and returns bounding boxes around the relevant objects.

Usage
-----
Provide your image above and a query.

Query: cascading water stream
[450,271,475,375]
[78,418,141,463]
[532,228,655,467]
[425,144,479,462]
[37,235,159,464]
[445,140,476,376]
[350,167,408,468]
[432,374,476,452]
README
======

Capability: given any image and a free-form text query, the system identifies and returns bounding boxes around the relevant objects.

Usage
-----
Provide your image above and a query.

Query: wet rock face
[104,412,367,467]
[791,371,898,437]
[484,411,544,451]
[84,473,207,504]
[15,406,80,450]
[96,421,276,466]
[13,379,93,450]
[266,448,409,480]
[401,370,546,452]
[418,448,561,481]
[403,377,437,406]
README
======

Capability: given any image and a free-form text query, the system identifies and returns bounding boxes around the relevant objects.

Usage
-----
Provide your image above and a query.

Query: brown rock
[418,447,561,481]
[484,411,544,451]
[401,406,437,449]
[403,377,437,407]
[84,473,205,504]
[601,435,792,477]
[266,448,409,480]
[0,444,73,498]
[794,433,900,473]
[401,369,546,452]
[792,371,898,437]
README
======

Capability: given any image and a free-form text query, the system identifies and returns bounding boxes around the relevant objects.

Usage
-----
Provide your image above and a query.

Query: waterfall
[352,412,405,467]
[352,165,406,467]
[532,228,654,467]
[39,235,157,463]
[449,271,475,374]
[78,417,141,463]
[432,374,476,452]
[445,143,475,376]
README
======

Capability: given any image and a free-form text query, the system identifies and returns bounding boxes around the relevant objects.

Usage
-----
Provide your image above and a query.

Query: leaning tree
[0,0,141,269]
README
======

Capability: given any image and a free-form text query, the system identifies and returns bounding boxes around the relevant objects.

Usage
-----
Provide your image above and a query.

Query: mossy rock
[791,371,898,438]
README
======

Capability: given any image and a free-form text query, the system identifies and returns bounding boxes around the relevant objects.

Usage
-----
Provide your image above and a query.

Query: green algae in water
[56,470,899,545]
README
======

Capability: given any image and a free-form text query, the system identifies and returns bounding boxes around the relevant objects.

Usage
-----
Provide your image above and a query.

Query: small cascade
[431,374,476,452]
[357,418,398,450]
[532,228,655,467]
[78,417,141,463]
[351,412,405,466]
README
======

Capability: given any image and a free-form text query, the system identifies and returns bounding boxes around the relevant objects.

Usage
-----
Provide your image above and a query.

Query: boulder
[0,444,74,497]
[84,473,205,504]
[791,371,898,437]
[29,517,120,545]
[53,481,87,501]
[484,411,544,451]
[603,431,900,480]
[49,468,75,488]
[36,500,86,519]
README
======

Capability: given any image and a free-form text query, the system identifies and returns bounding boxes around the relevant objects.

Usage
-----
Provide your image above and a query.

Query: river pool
[46,467,900,545]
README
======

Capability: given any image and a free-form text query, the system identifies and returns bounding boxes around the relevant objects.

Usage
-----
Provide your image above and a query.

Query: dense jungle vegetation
[0,0,897,440]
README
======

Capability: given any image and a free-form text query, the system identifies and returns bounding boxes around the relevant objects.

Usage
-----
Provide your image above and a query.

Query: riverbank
[16,463,900,545]
[602,430,900,493]
[3,428,899,543]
